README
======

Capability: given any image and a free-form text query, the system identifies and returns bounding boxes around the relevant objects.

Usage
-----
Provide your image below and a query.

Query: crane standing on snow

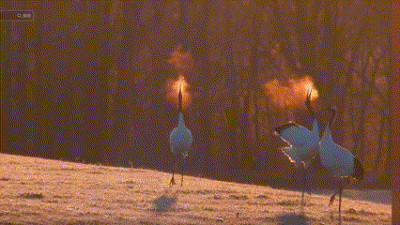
[169,85,192,186]
[319,106,364,224]
[274,90,320,205]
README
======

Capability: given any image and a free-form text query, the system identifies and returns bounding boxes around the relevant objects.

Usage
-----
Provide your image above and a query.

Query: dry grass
[0,153,391,224]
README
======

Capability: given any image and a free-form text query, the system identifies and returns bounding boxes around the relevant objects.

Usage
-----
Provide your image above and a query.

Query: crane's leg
[300,162,310,207]
[180,156,185,186]
[339,188,342,225]
[301,164,306,207]
[170,154,177,186]
[329,177,351,206]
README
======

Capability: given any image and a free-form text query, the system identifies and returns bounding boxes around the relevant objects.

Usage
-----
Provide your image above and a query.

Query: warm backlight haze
[166,45,193,109]
[263,75,319,107]
[168,45,193,75]
[166,75,191,109]
[1,2,390,212]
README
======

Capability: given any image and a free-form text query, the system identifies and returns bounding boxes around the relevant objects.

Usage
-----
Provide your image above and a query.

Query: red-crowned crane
[319,106,364,224]
[274,90,320,205]
[169,85,193,186]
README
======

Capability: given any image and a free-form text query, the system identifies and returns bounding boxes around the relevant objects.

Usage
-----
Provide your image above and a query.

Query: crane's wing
[274,122,313,147]
[169,127,178,146]
[281,146,302,167]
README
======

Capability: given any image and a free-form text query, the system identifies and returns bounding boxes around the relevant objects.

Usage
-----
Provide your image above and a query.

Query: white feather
[281,146,302,167]
[275,119,320,167]
[320,121,355,177]
[169,113,192,158]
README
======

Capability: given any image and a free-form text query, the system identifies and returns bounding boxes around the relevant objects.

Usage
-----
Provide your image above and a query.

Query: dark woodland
[1,1,391,189]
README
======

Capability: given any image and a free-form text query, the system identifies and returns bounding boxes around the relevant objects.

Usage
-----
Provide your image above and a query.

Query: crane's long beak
[178,84,183,112]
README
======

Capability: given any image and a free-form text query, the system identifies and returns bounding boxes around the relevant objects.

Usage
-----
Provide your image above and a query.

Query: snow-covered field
[0,153,391,224]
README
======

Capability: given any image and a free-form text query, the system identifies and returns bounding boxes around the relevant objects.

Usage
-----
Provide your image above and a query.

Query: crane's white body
[276,119,320,167]
[169,113,192,158]
[319,106,363,179]
[320,124,355,177]
[274,90,320,206]
[318,106,363,224]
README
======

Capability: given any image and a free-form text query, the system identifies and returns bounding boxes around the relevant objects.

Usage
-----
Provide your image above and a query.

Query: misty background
[1,1,390,189]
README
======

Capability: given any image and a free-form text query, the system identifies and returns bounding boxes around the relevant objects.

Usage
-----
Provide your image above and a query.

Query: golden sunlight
[263,75,319,107]
[166,75,191,109]
[168,45,193,76]
[166,45,193,109]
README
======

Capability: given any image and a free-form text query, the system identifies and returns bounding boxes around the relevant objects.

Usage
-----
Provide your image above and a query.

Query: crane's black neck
[305,91,315,120]
[178,86,182,112]
[328,108,336,127]
[352,157,364,180]
[306,101,316,120]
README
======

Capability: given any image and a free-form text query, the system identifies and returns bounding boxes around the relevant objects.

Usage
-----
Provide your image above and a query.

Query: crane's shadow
[277,212,309,225]
[152,194,177,212]
[151,185,181,212]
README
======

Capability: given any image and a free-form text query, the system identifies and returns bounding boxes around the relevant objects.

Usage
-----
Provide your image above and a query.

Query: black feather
[178,85,182,112]
[352,157,364,180]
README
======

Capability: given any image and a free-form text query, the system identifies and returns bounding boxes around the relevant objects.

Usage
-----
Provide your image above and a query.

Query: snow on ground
[0,153,391,224]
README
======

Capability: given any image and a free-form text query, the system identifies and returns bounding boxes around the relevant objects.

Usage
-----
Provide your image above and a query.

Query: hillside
[0,153,391,224]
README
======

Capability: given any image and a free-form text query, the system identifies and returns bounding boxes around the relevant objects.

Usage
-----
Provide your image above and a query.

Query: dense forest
[1,1,390,188]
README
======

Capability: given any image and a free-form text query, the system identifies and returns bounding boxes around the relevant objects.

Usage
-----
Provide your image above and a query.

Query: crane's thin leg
[339,188,342,225]
[329,177,350,206]
[301,164,306,207]
[170,154,177,186]
[305,166,312,195]
[180,156,185,186]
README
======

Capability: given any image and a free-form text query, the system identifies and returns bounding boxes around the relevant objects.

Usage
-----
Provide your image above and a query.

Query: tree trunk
[191,0,219,178]
[13,1,29,155]
[224,1,240,179]
[111,1,143,166]
[0,1,14,154]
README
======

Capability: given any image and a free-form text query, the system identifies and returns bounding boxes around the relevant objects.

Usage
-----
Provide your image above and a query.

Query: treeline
[1,1,390,188]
